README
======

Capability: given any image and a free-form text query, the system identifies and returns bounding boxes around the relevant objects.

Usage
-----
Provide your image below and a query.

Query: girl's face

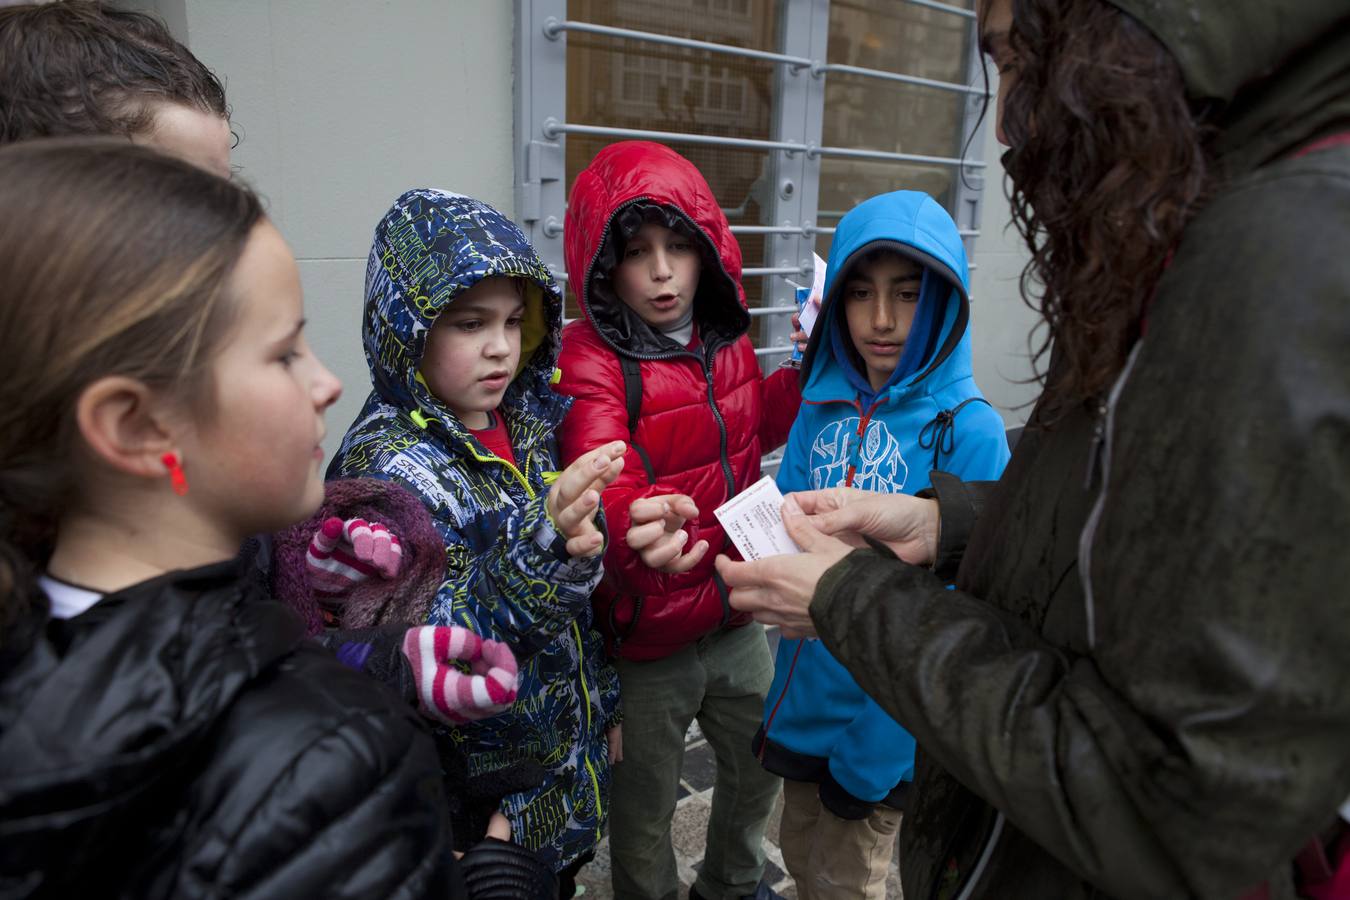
[612,222,702,329]
[177,220,341,539]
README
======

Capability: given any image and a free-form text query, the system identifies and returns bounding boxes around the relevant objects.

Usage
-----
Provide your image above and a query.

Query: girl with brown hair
[717,0,1350,897]
[0,139,552,898]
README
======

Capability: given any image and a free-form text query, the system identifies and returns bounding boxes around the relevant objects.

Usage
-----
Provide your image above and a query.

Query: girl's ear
[74,376,179,480]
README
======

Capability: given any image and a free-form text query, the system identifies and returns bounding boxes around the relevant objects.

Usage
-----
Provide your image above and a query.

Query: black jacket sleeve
[917,471,1000,581]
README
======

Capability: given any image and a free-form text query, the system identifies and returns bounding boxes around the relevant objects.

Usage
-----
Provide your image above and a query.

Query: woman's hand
[626,494,709,573]
[546,441,626,558]
[791,487,940,566]
[606,724,623,764]
[715,495,855,638]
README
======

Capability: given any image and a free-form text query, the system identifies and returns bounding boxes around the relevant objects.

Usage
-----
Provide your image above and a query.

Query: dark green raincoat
[808,2,1350,898]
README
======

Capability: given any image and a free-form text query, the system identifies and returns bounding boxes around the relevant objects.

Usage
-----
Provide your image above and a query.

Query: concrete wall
[135,1,1037,455]
[966,95,1043,425]
[129,0,517,457]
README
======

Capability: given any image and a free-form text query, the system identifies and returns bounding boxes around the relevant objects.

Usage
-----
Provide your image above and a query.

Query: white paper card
[714,476,802,561]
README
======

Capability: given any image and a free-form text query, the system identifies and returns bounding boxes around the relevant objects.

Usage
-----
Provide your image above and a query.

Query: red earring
[161,452,189,496]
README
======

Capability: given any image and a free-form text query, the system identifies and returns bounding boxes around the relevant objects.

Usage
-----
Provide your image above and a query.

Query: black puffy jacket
[0,561,458,899]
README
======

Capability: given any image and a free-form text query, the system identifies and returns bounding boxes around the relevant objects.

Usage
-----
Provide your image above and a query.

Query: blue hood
[360,188,566,436]
[802,190,972,406]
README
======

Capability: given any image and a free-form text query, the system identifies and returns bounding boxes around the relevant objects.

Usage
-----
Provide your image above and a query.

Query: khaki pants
[778,778,901,900]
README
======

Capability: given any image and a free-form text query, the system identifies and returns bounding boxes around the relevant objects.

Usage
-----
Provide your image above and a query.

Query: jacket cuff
[917,471,996,582]
[532,506,603,591]
[459,837,559,900]
[818,769,877,821]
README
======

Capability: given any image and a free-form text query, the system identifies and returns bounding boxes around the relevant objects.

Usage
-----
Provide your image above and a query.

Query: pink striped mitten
[306,516,403,597]
[400,626,519,725]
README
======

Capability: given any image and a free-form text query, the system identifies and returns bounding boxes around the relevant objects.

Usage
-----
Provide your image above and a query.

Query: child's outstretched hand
[306,516,403,595]
[627,494,709,574]
[547,440,626,558]
[401,626,519,725]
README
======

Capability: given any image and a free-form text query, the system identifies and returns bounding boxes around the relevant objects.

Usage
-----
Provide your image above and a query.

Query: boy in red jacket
[556,141,800,900]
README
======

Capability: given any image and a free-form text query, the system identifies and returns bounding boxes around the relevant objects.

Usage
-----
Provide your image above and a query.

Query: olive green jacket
[809,2,1350,898]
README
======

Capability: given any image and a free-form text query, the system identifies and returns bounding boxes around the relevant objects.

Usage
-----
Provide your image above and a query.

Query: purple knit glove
[400,626,519,726]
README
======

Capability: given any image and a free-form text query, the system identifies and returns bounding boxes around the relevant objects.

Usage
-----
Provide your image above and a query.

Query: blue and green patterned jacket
[328,189,619,871]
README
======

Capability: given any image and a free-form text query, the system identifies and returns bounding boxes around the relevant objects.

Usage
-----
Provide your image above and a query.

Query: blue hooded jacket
[756,190,1010,818]
[327,189,619,869]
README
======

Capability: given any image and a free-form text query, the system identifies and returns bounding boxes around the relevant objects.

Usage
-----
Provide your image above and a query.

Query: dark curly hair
[982,0,1215,416]
[0,0,228,142]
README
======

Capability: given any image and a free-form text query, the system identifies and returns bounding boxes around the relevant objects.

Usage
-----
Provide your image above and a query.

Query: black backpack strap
[619,354,656,484]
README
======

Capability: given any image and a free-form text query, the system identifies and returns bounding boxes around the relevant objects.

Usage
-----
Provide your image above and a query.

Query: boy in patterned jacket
[328,188,625,892]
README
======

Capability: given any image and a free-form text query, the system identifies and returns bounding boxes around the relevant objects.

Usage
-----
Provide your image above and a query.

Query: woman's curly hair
[987,0,1215,416]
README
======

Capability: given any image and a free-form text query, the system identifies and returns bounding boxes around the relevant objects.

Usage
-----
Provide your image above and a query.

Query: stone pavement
[573,628,904,899]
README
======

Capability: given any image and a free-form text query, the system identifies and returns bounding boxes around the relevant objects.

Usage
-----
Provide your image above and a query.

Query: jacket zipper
[1078,340,1144,650]
[572,620,605,838]
[843,397,885,486]
[701,346,736,501]
[943,346,1141,900]
[759,395,875,757]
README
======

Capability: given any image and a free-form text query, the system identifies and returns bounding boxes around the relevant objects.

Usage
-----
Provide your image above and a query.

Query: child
[0,140,552,898]
[556,140,801,900]
[754,190,1010,899]
[0,0,232,176]
[0,0,520,747]
[327,188,625,890]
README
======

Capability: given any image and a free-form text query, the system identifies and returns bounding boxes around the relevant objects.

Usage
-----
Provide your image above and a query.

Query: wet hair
[0,139,262,634]
[842,247,921,285]
[0,0,228,143]
[981,0,1213,415]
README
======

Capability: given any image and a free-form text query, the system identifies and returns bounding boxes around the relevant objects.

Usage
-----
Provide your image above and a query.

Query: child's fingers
[484,811,513,843]
[553,487,601,536]
[553,442,625,509]
[565,530,606,559]
[625,517,675,551]
[589,454,625,491]
[663,495,700,525]
[628,496,674,526]
[660,539,710,574]
[637,529,691,569]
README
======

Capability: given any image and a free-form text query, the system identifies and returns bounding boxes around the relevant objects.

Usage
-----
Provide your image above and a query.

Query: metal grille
[515,0,987,370]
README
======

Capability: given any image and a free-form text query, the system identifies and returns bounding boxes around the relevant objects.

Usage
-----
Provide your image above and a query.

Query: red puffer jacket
[556,141,800,661]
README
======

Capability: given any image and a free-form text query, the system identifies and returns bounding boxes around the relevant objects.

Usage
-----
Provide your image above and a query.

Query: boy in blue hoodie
[752,190,1010,899]
[328,189,626,893]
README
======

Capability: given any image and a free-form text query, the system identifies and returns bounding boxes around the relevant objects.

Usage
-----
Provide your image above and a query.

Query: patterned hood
[361,188,567,432]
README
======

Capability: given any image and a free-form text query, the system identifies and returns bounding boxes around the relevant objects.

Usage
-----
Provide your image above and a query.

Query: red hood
[564,141,747,339]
